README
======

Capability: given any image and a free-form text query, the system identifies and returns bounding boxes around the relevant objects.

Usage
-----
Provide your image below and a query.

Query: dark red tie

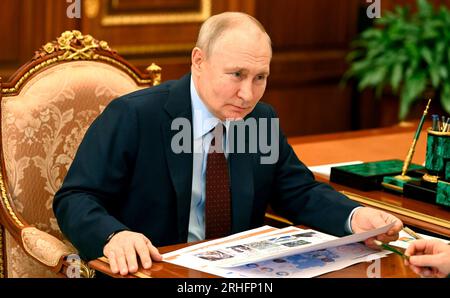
[205,124,231,239]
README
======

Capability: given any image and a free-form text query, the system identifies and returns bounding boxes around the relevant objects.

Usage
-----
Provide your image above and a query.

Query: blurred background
[1,0,449,136]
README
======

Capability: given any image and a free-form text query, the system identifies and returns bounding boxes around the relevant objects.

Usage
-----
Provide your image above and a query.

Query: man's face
[192,28,272,121]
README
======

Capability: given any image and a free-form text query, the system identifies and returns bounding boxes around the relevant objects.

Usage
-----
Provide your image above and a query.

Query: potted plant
[344,0,450,120]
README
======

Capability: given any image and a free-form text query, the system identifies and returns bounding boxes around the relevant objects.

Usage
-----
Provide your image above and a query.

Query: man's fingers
[135,239,152,269]
[364,237,379,249]
[382,213,403,236]
[116,249,129,276]
[390,219,403,235]
[367,212,402,243]
[376,232,399,243]
[147,240,163,262]
[105,250,119,274]
[124,244,139,273]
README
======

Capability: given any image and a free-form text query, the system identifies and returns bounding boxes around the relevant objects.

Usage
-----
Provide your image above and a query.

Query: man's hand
[103,231,162,276]
[351,207,403,248]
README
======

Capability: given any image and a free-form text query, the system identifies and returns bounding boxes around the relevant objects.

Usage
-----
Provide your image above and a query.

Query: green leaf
[366,46,385,60]
[357,67,387,91]
[417,0,433,17]
[346,50,363,62]
[399,72,427,119]
[348,60,371,75]
[399,99,413,121]
[375,84,384,98]
[391,63,403,92]
[361,28,383,39]
[441,84,450,114]
[405,58,419,79]
[350,39,367,48]
[439,7,450,23]
[405,42,419,59]
[357,74,375,91]
[429,65,440,88]
[435,41,446,64]
[421,47,433,65]
[446,48,450,64]
[439,66,448,80]
[422,26,439,39]
[394,6,410,19]
[421,19,440,39]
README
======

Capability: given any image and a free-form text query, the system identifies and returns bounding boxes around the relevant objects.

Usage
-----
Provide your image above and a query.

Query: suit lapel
[162,74,193,242]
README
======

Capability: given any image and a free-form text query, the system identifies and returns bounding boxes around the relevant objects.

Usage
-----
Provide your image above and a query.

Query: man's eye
[231,72,241,78]
[256,75,266,80]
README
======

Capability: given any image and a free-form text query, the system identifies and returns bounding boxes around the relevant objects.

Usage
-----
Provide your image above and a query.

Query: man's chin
[225,116,243,121]
[223,111,250,121]
[224,116,245,122]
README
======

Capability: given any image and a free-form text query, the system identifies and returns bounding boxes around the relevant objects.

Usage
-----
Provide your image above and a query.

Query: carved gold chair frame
[0,30,161,278]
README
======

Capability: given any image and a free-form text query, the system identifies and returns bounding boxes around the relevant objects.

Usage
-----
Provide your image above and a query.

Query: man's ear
[191,47,204,74]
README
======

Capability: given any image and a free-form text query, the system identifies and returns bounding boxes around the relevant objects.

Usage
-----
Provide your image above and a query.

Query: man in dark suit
[53,12,403,276]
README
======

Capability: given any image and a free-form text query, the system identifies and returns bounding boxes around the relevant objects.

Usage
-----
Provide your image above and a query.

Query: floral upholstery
[1,61,146,277]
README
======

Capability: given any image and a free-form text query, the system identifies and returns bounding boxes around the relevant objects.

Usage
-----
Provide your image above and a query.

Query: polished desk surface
[289,122,428,166]
[89,123,445,278]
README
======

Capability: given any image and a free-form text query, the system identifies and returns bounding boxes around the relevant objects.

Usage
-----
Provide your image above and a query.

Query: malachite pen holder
[436,180,450,207]
[446,158,450,181]
[404,129,450,206]
[424,129,450,183]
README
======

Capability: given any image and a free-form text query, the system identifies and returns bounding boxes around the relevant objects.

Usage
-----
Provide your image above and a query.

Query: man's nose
[237,80,253,103]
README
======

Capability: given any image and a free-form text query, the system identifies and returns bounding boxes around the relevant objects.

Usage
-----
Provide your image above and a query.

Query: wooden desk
[88,123,447,278]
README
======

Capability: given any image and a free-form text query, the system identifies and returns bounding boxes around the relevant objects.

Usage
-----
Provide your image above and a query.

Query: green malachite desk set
[330,98,450,208]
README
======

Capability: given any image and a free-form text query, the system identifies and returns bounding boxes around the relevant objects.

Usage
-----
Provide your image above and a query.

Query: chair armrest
[21,227,75,270]
[21,227,96,277]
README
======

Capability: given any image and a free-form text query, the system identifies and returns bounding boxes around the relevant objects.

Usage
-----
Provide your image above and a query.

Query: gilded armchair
[0,30,161,277]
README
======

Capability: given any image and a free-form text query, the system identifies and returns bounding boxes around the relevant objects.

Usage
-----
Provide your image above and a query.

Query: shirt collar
[191,76,227,140]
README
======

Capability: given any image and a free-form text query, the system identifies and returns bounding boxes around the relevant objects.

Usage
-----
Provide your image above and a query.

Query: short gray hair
[195,12,272,58]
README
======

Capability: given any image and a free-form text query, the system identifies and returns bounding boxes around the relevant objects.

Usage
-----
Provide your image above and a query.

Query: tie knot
[209,123,225,149]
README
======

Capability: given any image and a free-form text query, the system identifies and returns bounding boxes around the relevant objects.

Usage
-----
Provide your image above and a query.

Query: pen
[398,98,431,178]
[431,114,439,131]
[374,240,409,260]
[402,226,423,240]
[443,117,450,132]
